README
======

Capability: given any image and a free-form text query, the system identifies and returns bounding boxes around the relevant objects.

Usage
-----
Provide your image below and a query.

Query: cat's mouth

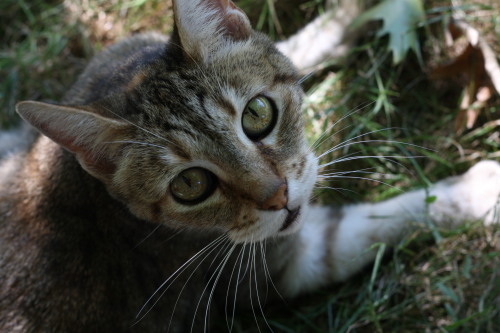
[279,207,301,232]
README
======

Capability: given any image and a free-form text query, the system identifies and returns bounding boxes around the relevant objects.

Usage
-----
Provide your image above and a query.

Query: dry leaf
[429,20,499,133]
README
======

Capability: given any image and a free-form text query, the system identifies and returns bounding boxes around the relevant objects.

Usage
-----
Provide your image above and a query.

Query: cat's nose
[261,183,288,211]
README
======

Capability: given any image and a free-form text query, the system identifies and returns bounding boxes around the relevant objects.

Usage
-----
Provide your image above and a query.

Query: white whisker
[317,138,429,160]
[248,242,263,333]
[166,236,231,332]
[314,184,359,195]
[133,224,163,249]
[259,240,284,302]
[254,241,274,333]
[103,140,168,150]
[298,71,314,85]
[100,105,174,146]
[318,175,403,192]
[318,168,375,178]
[309,102,375,151]
[134,234,227,324]
[226,243,247,332]
[203,243,237,332]
[189,240,234,333]
[319,154,421,169]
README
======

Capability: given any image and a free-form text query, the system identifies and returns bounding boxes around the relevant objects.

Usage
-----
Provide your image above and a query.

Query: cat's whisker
[318,168,391,179]
[314,184,358,195]
[309,102,373,151]
[319,154,422,169]
[317,169,401,184]
[315,126,398,157]
[317,167,375,178]
[309,123,354,154]
[230,243,253,332]
[318,151,359,167]
[248,242,263,333]
[133,223,163,249]
[134,234,227,324]
[189,239,235,333]
[315,127,403,158]
[237,241,253,285]
[225,243,247,332]
[298,71,314,85]
[309,101,374,152]
[203,243,237,332]
[260,240,284,302]
[259,242,269,302]
[318,175,404,192]
[326,155,419,177]
[103,140,169,151]
[166,236,231,332]
[141,240,228,327]
[254,241,274,333]
[99,105,175,146]
[317,138,430,160]
[159,228,187,246]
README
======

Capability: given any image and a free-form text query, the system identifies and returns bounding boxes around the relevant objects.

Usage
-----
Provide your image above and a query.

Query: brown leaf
[429,21,497,133]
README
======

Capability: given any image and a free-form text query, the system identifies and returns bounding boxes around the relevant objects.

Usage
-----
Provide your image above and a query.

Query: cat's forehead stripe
[273,73,299,86]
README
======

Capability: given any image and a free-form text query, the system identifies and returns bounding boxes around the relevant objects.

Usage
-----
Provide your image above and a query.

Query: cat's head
[16,0,318,243]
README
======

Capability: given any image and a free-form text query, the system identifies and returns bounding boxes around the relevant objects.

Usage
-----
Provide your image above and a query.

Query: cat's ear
[172,0,252,61]
[16,101,131,183]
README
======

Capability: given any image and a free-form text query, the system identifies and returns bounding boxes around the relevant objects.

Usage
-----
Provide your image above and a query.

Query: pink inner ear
[205,0,251,40]
[38,122,118,177]
[80,151,117,176]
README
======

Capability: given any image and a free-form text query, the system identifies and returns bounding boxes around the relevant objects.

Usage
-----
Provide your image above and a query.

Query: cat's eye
[170,168,217,204]
[242,96,276,140]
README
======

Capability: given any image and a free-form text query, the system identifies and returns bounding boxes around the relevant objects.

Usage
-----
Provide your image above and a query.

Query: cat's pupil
[248,107,259,118]
[182,175,192,187]
[241,96,275,140]
[170,168,216,204]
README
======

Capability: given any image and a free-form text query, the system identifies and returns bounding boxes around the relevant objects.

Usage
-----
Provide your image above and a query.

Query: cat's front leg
[275,160,500,296]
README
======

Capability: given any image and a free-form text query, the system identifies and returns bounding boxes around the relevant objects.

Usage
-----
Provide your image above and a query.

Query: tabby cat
[1,0,499,332]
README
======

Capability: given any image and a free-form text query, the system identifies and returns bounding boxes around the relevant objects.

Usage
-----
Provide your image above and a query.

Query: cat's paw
[464,160,500,225]
[431,160,500,225]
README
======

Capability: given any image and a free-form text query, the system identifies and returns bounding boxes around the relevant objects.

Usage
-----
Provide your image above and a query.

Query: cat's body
[1,0,499,332]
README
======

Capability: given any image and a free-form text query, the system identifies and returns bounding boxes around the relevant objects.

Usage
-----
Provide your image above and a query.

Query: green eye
[242,96,276,140]
[170,168,216,204]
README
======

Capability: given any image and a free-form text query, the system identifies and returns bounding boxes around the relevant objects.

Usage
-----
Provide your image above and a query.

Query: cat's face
[120,35,318,243]
[16,0,318,243]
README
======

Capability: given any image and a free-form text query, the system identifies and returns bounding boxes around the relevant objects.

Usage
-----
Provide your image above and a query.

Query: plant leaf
[350,0,424,64]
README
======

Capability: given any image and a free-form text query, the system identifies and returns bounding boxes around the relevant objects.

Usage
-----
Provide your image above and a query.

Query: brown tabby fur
[0,2,305,331]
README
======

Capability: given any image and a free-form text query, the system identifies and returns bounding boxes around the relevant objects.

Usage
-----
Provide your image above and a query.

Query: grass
[1,0,499,332]
[236,224,500,333]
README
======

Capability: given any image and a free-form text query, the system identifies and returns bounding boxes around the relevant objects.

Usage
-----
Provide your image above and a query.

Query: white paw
[431,160,500,225]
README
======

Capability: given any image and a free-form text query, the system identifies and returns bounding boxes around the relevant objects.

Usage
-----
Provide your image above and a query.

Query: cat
[1,0,499,332]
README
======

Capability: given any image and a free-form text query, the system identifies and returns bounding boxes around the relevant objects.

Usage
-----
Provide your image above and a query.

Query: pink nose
[261,183,288,211]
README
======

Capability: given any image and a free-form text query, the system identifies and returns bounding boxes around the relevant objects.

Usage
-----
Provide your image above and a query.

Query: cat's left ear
[172,0,252,61]
[16,101,131,184]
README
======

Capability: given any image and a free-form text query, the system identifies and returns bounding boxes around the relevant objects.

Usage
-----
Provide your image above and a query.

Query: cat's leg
[275,160,500,296]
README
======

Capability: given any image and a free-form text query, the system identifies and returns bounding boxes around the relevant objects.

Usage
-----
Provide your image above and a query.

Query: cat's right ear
[16,101,131,183]
[172,0,252,61]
